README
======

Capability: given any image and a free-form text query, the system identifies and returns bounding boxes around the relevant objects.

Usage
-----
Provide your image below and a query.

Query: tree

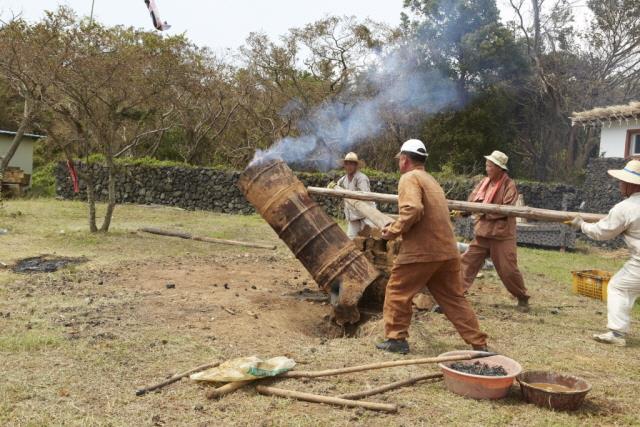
[395,0,529,175]
[504,0,640,180]
[401,0,526,103]
[0,18,44,203]
[0,8,191,231]
[239,18,393,148]
[587,0,640,100]
[169,54,242,165]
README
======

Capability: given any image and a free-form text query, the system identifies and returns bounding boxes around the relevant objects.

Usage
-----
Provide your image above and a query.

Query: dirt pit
[12,255,88,273]
[115,254,362,345]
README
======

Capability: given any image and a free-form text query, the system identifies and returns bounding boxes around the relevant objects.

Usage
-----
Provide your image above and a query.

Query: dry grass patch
[0,199,638,426]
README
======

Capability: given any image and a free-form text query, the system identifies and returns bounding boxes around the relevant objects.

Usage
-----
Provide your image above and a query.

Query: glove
[381,225,395,241]
[567,216,584,230]
[327,181,337,189]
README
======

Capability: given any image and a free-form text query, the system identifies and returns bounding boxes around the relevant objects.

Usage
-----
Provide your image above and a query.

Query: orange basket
[571,269,612,301]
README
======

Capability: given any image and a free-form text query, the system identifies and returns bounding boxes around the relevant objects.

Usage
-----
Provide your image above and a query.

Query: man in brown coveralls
[376,139,488,354]
[461,150,530,309]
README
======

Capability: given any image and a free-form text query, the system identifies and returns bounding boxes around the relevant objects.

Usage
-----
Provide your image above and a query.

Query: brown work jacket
[386,167,459,264]
[468,175,518,240]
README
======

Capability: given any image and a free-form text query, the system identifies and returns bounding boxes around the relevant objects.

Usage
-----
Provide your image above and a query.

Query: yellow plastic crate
[571,269,612,301]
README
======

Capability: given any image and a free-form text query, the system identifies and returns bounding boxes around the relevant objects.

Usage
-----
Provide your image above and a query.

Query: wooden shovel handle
[256,385,397,413]
[206,380,254,399]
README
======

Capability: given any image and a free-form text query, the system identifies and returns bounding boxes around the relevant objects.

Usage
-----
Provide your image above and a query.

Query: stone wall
[55,158,635,253]
[578,157,627,249]
[55,163,338,215]
[55,162,583,217]
[56,159,630,248]
[581,157,626,213]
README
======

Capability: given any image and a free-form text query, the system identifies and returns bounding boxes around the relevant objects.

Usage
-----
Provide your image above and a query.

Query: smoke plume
[250,40,460,170]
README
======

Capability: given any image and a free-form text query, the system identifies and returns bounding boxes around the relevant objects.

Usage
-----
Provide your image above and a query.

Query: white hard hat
[396,139,427,158]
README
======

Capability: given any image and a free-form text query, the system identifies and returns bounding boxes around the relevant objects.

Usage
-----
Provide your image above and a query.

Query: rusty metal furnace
[238,159,382,325]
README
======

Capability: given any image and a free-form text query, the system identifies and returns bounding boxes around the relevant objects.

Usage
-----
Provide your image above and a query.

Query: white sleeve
[581,204,628,241]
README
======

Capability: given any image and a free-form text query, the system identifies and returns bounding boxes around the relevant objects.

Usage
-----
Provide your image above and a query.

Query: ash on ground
[449,361,507,376]
[13,255,88,274]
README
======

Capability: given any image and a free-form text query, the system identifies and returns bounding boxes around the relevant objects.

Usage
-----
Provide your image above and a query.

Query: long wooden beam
[139,227,277,250]
[308,187,605,223]
[344,199,394,229]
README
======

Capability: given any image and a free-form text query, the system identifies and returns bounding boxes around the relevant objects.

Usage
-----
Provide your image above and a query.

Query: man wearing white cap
[376,139,488,354]
[332,152,375,239]
[461,150,531,309]
[570,159,640,347]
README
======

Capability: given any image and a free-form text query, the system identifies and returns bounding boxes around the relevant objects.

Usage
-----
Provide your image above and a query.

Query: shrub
[29,162,56,197]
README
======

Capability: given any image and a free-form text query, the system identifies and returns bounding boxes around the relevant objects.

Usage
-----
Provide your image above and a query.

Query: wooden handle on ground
[308,187,605,223]
[139,227,276,250]
[255,385,397,413]
[206,380,255,399]
[136,361,220,396]
[279,353,494,378]
[337,373,443,400]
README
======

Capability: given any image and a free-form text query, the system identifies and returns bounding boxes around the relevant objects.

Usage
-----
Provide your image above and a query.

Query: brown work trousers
[461,237,529,299]
[383,258,488,347]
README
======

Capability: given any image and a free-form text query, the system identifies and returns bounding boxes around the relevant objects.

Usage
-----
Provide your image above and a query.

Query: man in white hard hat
[331,152,375,239]
[569,159,640,347]
[460,150,531,309]
[376,139,488,354]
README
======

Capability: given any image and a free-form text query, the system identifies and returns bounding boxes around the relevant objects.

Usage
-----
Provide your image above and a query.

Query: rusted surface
[238,159,381,325]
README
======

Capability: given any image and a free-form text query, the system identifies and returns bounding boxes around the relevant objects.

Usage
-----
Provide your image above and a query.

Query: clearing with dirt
[1,200,638,426]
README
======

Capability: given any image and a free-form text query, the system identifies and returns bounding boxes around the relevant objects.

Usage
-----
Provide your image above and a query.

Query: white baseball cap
[395,139,428,159]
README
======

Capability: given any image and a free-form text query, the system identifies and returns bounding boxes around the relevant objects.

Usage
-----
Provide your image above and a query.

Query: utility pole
[90,0,96,24]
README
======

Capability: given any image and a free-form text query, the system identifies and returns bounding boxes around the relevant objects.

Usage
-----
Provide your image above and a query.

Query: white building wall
[0,136,35,183]
[599,122,640,158]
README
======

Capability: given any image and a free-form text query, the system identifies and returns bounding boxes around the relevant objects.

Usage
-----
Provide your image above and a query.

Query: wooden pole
[345,199,394,229]
[308,187,605,223]
[136,361,220,396]
[336,373,443,400]
[279,353,496,378]
[206,380,255,399]
[255,385,398,413]
[139,227,276,250]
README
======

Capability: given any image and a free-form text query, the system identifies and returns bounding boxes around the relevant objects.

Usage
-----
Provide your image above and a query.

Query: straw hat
[608,159,640,185]
[484,150,509,170]
[340,152,365,167]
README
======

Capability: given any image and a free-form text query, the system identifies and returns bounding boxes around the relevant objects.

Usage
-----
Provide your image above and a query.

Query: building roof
[0,129,45,139]
[571,101,640,127]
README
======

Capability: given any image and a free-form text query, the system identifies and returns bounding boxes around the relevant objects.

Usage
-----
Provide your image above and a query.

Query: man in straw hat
[376,139,488,354]
[569,159,640,347]
[460,150,531,310]
[331,152,375,239]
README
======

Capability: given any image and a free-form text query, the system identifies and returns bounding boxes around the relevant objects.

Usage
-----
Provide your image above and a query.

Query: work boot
[516,296,530,312]
[593,330,626,347]
[375,339,409,354]
[472,344,489,352]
